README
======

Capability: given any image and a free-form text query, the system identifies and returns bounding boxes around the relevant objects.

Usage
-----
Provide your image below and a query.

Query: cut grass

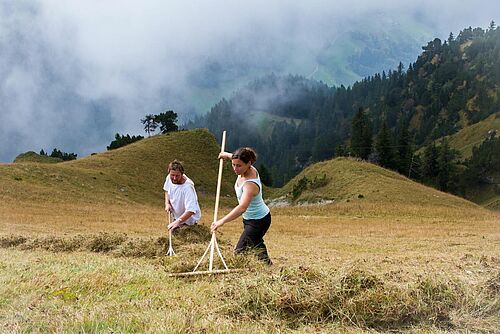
[0,201,498,333]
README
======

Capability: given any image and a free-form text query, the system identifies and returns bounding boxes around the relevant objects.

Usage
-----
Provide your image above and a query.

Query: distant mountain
[191,25,500,207]
[186,13,433,114]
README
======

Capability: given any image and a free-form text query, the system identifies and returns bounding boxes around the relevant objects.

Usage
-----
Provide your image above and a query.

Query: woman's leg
[235,213,272,264]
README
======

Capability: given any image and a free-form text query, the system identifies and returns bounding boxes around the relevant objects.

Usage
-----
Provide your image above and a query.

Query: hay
[0,224,213,259]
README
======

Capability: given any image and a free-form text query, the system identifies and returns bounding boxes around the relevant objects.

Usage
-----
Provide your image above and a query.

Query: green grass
[13,151,62,164]
[446,112,500,159]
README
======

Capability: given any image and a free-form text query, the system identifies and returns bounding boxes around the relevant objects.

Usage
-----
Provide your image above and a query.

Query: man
[163,160,201,231]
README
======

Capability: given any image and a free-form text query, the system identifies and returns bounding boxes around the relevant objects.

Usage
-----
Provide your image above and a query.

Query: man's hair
[168,159,185,173]
[232,147,257,164]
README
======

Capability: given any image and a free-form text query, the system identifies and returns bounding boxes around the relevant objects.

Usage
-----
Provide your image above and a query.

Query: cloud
[0,0,498,162]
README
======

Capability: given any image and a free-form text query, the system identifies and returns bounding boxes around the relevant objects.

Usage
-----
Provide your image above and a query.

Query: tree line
[189,23,500,199]
[39,148,77,161]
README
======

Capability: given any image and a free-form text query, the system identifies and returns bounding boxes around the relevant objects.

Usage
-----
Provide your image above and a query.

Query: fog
[0,0,498,162]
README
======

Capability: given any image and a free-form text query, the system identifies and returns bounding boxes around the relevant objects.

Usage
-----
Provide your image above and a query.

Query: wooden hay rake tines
[166,213,175,256]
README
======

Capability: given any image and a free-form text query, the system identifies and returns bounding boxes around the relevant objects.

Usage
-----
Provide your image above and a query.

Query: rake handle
[213,130,226,224]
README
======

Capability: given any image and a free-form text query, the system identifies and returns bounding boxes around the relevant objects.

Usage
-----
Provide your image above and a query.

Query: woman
[211,147,272,264]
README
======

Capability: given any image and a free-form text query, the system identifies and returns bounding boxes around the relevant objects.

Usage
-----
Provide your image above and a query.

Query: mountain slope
[271,157,480,210]
[445,112,500,159]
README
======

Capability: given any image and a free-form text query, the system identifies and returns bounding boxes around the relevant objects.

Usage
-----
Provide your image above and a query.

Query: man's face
[169,170,183,184]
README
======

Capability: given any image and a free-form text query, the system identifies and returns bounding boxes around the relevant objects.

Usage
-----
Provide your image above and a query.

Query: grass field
[0,202,498,333]
[0,130,498,333]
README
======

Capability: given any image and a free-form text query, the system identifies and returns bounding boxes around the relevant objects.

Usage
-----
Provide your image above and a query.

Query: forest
[188,24,500,201]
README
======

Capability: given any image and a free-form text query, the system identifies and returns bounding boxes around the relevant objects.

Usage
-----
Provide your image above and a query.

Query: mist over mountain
[1,1,498,162]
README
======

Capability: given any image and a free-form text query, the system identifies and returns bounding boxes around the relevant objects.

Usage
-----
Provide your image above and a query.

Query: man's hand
[211,220,224,233]
[168,219,182,231]
[165,203,172,213]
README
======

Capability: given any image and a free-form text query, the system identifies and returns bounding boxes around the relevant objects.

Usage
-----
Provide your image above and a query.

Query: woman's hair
[232,147,257,164]
[168,159,184,173]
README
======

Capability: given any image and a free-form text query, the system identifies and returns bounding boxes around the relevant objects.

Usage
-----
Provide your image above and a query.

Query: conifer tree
[155,110,178,134]
[375,121,395,169]
[141,114,158,136]
[422,142,439,182]
[436,139,459,192]
[396,119,413,175]
[350,107,372,160]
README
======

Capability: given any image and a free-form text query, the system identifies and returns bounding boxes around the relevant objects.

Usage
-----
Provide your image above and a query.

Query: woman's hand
[218,152,232,160]
[211,219,224,233]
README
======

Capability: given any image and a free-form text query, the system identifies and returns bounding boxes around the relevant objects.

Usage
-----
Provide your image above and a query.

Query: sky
[0,0,498,162]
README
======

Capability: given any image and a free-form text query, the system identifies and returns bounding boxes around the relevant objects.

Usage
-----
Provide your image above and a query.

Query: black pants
[235,212,272,264]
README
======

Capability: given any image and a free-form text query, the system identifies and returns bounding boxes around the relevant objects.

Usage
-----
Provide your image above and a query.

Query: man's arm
[168,211,195,230]
[164,192,172,212]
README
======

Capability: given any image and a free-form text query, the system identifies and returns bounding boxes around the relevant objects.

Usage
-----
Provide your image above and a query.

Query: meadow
[0,200,498,333]
[0,130,498,333]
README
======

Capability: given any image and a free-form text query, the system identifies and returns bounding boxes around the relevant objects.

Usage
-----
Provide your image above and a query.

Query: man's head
[168,160,185,184]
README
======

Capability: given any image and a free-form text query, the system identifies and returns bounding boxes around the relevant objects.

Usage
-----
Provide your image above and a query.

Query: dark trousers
[235,212,272,264]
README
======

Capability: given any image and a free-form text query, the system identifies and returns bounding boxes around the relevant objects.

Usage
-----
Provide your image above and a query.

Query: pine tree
[257,163,273,187]
[436,139,459,192]
[350,107,372,160]
[375,121,396,169]
[155,110,178,134]
[141,114,158,136]
[422,142,439,183]
[395,119,414,175]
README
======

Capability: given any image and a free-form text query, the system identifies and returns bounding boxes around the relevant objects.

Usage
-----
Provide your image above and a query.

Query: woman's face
[231,158,250,176]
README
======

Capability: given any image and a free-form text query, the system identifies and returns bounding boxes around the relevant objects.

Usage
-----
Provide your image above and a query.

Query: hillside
[13,151,63,164]
[0,129,235,208]
[270,157,480,210]
[446,112,500,159]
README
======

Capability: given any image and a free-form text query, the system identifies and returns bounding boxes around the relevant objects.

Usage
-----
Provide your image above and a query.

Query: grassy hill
[0,129,235,209]
[270,157,480,210]
[13,151,63,164]
[446,112,500,159]
[428,112,499,209]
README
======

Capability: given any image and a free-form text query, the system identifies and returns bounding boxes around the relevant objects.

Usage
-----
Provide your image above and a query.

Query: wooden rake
[166,213,176,256]
[169,131,239,277]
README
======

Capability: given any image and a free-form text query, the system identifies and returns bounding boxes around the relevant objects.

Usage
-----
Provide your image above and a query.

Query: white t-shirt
[163,174,201,225]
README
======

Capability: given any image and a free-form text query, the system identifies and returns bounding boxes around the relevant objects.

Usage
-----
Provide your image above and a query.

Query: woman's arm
[218,151,233,160]
[211,182,259,232]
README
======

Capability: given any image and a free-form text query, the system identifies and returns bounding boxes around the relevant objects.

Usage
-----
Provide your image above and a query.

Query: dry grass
[0,200,498,333]
[0,129,236,208]
[271,157,480,209]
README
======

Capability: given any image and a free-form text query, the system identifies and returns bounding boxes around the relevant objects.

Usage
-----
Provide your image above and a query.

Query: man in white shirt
[164,160,201,231]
